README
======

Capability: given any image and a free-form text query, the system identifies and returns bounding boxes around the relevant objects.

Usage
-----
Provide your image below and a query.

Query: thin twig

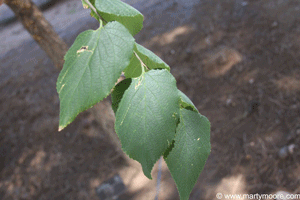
[83,0,106,23]
[134,51,149,70]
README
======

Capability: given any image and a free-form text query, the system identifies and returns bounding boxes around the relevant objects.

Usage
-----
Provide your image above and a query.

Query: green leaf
[123,53,143,78]
[57,21,135,131]
[124,43,170,78]
[93,0,144,36]
[165,109,211,200]
[135,43,170,71]
[178,90,198,112]
[115,69,180,178]
[111,78,132,114]
[163,139,175,159]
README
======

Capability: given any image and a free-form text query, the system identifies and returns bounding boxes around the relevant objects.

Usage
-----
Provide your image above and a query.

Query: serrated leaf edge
[57,22,135,131]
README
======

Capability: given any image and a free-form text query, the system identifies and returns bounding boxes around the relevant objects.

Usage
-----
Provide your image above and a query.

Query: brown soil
[1,0,300,199]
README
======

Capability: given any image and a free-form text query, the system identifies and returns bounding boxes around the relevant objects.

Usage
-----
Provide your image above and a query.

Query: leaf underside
[135,43,170,71]
[114,69,180,179]
[111,78,132,114]
[178,90,198,112]
[57,21,134,130]
[124,43,170,78]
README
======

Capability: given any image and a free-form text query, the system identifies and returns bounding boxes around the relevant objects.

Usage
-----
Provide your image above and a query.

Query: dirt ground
[1,0,300,199]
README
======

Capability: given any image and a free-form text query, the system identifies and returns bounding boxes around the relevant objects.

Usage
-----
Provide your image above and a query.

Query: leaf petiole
[83,0,106,26]
[134,51,148,74]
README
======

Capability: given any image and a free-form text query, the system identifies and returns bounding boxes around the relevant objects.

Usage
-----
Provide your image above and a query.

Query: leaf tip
[141,166,153,180]
[145,173,152,180]
[58,126,65,132]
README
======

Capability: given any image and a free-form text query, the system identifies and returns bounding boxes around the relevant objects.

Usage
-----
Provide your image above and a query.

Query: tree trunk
[5,0,123,157]
[5,0,68,70]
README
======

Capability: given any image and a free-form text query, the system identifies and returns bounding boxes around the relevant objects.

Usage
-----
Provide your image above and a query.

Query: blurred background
[0,0,300,199]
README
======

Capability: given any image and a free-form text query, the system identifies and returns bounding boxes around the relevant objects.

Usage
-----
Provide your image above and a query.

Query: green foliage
[111,78,132,114]
[135,43,170,71]
[57,21,134,130]
[166,106,211,200]
[124,43,170,78]
[57,1,211,199]
[87,0,144,36]
[114,69,180,178]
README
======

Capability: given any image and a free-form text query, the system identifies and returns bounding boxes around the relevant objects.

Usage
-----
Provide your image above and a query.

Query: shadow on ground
[0,0,300,199]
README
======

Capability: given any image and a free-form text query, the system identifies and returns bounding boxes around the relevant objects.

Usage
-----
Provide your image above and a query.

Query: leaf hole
[77,46,92,54]
[163,140,175,159]
[180,105,196,112]
[179,99,198,112]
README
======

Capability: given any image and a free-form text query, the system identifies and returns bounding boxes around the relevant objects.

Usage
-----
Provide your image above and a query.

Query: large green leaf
[115,69,180,178]
[124,43,170,78]
[57,21,135,131]
[165,108,211,200]
[92,0,144,36]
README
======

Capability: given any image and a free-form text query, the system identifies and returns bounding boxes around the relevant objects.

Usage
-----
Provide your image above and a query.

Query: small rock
[96,174,126,200]
[170,49,176,55]
[241,1,248,6]
[278,144,296,159]
[288,144,296,154]
[226,98,232,106]
[272,21,278,27]
[278,146,289,159]
[249,78,254,84]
